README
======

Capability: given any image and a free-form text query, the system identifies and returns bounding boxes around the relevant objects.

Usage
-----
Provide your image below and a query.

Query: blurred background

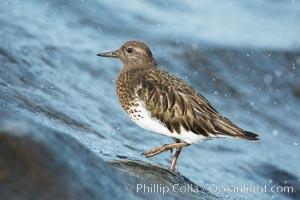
[0,0,299,199]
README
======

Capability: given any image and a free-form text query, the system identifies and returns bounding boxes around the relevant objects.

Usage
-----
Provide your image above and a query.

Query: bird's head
[97,40,157,69]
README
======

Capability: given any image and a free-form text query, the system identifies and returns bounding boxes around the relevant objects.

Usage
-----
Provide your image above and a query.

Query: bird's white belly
[127,100,208,143]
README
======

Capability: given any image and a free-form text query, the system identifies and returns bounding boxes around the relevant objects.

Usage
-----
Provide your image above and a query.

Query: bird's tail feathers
[239,130,259,141]
[213,118,259,141]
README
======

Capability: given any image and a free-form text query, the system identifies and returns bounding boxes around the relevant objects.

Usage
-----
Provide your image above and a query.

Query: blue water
[0,0,299,199]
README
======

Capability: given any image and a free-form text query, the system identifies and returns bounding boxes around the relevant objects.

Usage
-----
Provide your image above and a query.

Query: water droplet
[275,70,282,77]
[250,101,255,106]
[269,179,273,184]
[272,129,279,136]
[294,142,298,146]
[264,74,273,84]
[214,91,218,95]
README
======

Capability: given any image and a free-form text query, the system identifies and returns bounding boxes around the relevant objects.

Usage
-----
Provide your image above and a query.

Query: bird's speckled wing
[138,67,258,140]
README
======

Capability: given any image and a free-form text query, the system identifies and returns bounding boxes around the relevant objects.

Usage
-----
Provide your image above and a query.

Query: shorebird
[97,41,259,171]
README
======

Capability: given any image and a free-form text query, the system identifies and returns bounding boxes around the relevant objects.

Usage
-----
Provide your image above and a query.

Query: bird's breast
[116,71,140,112]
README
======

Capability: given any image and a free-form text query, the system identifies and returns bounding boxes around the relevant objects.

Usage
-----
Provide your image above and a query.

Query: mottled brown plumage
[97,40,259,171]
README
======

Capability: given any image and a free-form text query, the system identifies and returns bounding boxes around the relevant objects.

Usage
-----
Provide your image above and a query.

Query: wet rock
[0,115,137,200]
[110,160,216,199]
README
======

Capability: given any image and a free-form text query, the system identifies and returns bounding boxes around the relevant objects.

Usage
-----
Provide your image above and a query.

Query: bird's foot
[141,144,173,158]
[168,166,178,172]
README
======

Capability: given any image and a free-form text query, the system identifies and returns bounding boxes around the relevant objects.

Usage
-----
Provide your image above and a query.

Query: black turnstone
[97,41,259,171]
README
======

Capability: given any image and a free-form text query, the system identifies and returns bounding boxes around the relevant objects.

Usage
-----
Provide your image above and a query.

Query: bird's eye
[126,48,133,53]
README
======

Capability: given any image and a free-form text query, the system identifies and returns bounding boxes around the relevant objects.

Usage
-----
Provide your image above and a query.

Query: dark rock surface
[0,113,136,200]
[110,160,216,199]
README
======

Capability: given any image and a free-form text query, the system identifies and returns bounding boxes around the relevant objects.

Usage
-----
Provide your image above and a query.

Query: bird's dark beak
[97,50,119,58]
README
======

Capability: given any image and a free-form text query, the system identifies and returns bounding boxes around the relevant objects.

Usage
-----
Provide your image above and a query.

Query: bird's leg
[169,147,182,171]
[169,140,185,171]
[142,141,189,158]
